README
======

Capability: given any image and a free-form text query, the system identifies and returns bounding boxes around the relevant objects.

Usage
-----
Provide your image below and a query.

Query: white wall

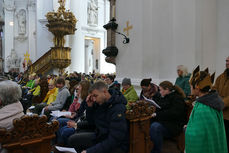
[216,0,229,76]
[69,0,115,74]
[36,0,53,58]
[116,0,218,88]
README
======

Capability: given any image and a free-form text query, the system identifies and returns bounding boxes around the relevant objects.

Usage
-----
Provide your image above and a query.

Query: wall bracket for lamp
[113,30,130,44]
[103,18,130,44]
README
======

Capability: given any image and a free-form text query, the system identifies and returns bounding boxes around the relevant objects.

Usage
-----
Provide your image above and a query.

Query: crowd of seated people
[1,60,229,153]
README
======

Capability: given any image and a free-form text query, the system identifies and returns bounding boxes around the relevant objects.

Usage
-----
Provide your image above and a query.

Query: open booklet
[55,146,77,153]
[50,110,71,117]
[142,95,161,109]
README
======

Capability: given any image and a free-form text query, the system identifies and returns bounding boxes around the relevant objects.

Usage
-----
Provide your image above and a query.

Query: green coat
[185,101,227,153]
[122,85,138,102]
[175,74,191,97]
[26,80,35,89]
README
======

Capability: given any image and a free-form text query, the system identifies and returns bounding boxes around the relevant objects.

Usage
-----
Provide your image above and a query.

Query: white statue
[17,9,26,35]
[7,49,21,70]
[85,39,94,73]
[88,0,98,26]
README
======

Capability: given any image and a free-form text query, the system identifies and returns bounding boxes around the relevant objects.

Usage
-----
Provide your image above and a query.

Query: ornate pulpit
[26,0,77,75]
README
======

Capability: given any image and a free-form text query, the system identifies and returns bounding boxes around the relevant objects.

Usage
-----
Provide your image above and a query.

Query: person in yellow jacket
[43,80,59,105]
[32,79,58,114]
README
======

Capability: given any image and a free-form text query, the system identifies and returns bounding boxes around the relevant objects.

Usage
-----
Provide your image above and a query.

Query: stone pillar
[3,0,15,72]
[27,0,36,63]
[0,20,4,73]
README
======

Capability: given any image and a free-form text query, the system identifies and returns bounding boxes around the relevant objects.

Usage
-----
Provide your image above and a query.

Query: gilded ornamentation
[25,0,76,75]
[46,0,77,47]
[126,100,155,120]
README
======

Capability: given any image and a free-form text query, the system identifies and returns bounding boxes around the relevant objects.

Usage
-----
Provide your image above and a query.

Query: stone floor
[161,139,183,153]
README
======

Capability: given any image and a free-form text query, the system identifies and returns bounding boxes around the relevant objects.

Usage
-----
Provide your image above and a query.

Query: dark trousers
[224,119,229,152]
[68,132,96,152]
[150,122,171,153]
[68,132,126,153]
[32,103,47,114]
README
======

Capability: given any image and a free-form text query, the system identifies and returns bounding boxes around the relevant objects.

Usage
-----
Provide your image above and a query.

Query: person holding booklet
[140,78,160,103]
[150,81,187,153]
[55,80,91,146]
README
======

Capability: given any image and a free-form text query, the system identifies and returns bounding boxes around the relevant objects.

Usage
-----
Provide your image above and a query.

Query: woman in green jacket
[121,78,138,109]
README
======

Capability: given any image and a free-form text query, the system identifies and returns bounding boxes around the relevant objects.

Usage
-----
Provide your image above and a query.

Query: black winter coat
[86,89,129,153]
[154,91,187,136]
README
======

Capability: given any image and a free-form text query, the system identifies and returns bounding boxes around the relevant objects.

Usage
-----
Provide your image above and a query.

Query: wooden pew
[0,115,59,153]
[126,100,188,153]
[126,100,155,153]
[128,116,153,153]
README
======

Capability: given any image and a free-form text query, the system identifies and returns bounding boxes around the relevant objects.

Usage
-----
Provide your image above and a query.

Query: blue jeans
[56,118,72,144]
[60,126,75,145]
[150,122,170,153]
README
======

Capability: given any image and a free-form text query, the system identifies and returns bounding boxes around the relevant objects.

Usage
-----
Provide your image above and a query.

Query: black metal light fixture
[103,18,130,44]
[102,17,130,65]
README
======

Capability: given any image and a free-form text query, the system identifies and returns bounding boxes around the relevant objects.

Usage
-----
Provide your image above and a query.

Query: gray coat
[47,86,70,111]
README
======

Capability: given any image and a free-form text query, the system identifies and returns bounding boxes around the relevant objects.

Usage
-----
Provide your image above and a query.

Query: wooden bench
[0,115,59,153]
[126,100,155,153]
[126,100,185,153]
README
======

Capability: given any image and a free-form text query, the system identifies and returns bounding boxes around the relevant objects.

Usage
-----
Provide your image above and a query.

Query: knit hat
[122,78,131,86]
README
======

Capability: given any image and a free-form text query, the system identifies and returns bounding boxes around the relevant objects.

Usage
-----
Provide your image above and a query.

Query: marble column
[3,0,15,72]
[27,0,36,63]
[0,20,4,73]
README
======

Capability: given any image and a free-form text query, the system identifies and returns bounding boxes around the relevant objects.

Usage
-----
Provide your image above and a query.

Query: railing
[26,47,71,75]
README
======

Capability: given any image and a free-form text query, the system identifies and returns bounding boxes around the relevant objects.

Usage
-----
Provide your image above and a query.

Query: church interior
[0,0,229,153]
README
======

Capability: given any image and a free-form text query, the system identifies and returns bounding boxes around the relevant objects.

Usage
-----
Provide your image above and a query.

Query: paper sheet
[142,95,161,109]
[55,146,77,153]
[51,110,71,117]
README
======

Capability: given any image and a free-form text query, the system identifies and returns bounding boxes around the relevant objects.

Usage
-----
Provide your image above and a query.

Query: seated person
[150,81,187,153]
[121,78,138,109]
[32,79,58,114]
[56,81,91,145]
[0,80,24,153]
[33,77,70,117]
[24,73,36,89]
[185,68,227,153]
[32,77,49,104]
[105,75,120,91]
[14,72,23,83]
[0,80,24,129]
[68,81,129,153]
[140,78,160,102]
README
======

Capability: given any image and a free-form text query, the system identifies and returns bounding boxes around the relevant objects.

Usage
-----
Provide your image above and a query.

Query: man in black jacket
[69,81,129,153]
